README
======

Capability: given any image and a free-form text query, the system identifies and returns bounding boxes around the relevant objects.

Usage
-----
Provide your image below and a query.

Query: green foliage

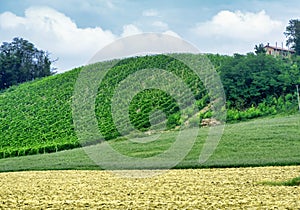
[95,54,206,139]
[254,43,266,54]
[1,114,300,171]
[0,52,300,159]
[284,19,300,55]
[225,94,297,122]
[261,177,300,186]
[205,53,232,72]
[128,89,180,131]
[0,54,209,158]
[0,37,54,90]
[0,68,81,158]
[220,53,300,110]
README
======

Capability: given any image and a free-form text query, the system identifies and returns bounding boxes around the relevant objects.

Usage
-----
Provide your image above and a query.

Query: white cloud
[105,0,116,9]
[194,10,283,41]
[0,12,26,28]
[121,24,143,37]
[0,7,183,72]
[89,33,197,64]
[191,10,286,54]
[3,6,284,72]
[142,9,158,17]
[152,21,168,30]
[0,7,116,72]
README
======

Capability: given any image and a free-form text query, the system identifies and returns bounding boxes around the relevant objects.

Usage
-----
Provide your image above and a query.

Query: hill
[0,53,299,159]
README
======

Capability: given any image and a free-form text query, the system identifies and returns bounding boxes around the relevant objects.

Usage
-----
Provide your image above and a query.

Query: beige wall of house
[264,45,295,58]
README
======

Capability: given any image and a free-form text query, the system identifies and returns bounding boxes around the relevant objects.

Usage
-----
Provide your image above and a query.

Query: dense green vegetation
[0,37,54,90]
[261,177,300,186]
[0,53,299,159]
[220,53,300,110]
[0,114,299,172]
[218,53,300,121]
[95,54,206,140]
[285,19,300,55]
[0,68,81,158]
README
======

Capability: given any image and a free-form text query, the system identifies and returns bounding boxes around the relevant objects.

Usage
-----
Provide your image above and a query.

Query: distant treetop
[0,37,55,90]
[285,19,300,56]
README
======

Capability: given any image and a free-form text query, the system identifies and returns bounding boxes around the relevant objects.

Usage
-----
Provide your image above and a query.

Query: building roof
[264,45,295,53]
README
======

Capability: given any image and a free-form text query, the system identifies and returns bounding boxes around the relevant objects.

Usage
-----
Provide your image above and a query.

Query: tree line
[0,37,54,90]
[217,52,300,110]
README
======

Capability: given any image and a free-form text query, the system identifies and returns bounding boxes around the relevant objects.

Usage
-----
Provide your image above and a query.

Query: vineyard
[0,68,81,157]
[0,53,299,159]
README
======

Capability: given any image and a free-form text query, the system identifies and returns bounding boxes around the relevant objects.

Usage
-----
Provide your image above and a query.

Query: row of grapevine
[0,53,299,159]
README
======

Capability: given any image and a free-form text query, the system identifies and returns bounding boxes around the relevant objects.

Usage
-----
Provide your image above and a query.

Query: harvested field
[0,166,300,209]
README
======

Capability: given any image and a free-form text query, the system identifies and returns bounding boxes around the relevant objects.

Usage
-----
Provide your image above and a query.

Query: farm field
[1,54,299,159]
[0,114,300,172]
[2,3,300,209]
[0,53,300,209]
[0,166,299,209]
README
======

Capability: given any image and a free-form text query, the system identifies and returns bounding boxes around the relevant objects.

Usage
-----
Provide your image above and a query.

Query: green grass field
[0,113,299,172]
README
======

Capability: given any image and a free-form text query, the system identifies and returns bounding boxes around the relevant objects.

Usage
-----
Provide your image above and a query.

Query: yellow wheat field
[0,166,300,209]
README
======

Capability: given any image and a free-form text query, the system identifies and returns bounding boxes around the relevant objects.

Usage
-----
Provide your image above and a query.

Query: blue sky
[0,0,300,72]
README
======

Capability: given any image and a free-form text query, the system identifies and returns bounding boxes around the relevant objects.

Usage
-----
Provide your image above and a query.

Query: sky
[0,0,300,73]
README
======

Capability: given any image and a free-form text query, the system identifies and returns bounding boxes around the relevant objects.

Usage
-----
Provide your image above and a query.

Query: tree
[0,37,55,90]
[220,53,289,109]
[254,43,266,55]
[284,19,300,55]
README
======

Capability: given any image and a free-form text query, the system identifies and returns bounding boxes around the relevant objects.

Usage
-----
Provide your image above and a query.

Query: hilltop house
[264,43,295,57]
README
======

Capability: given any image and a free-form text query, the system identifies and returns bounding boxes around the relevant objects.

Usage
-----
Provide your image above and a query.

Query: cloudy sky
[0,0,299,73]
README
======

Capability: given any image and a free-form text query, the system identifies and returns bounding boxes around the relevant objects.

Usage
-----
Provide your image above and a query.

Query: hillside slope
[0,54,212,158]
[0,53,298,158]
[0,68,81,157]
